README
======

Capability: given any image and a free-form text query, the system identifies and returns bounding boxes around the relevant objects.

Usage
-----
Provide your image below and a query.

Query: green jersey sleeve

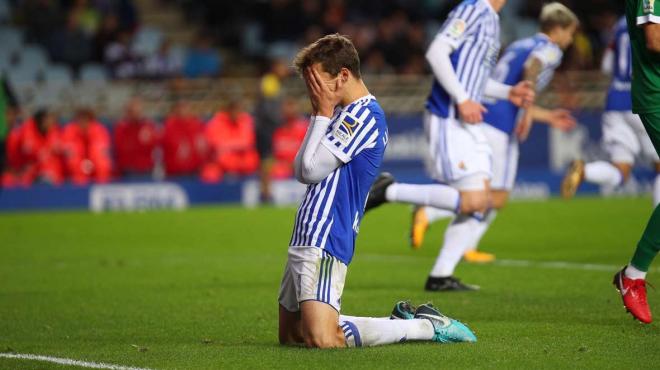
[637,0,660,25]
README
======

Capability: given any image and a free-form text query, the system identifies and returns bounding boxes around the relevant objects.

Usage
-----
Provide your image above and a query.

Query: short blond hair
[539,2,579,32]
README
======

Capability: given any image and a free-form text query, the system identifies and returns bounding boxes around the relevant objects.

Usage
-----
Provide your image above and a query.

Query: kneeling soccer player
[278,34,476,348]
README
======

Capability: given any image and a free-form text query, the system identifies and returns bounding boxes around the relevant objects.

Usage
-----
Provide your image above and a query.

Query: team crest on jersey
[333,115,359,145]
[644,0,655,13]
[447,19,466,39]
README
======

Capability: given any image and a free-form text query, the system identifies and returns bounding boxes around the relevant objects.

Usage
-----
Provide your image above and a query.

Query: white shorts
[482,123,519,191]
[602,111,660,164]
[278,246,347,313]
[425,111,492,191]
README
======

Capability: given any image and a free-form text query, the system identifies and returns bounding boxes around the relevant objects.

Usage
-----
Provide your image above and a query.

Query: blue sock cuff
[340,320,362,347]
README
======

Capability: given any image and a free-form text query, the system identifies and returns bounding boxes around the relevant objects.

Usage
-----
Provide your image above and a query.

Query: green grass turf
[0,197,658,369]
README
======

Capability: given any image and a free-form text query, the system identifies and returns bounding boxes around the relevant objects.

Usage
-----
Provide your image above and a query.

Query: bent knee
[459,193,489,214]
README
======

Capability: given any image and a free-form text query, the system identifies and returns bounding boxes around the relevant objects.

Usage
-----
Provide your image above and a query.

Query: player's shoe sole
[425,276,480,292]
[561,159,585,199]
[414,303,476,343]
[365,172,395,213]
[390,301,416,320]
[612,268,653,324]
[410,206,429,250]
[463,250,495,263]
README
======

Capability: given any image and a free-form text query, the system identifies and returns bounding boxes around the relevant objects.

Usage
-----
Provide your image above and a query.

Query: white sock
[625,264,647,280]
[386,183,460,212]
[339,315,389,322]
[465,210,497,253]
[429,215,478,277]
[424,207,455,223]
[584,161,623,186]
[340,318,434,347]
[653,174,660,207]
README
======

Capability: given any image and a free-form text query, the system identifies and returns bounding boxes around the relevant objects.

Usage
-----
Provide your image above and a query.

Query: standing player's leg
[562,111,634,198]
[614,112,660,324]
[462,124,518,263]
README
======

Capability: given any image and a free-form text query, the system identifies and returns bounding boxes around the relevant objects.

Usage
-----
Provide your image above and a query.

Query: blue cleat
[390,301,416,320]
[414,303,477,343]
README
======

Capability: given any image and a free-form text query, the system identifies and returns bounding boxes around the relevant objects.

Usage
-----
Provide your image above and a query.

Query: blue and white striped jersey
[426,0,501,118]
[483,33,563,134]
[289,95,388,265]
[605,17,632,111]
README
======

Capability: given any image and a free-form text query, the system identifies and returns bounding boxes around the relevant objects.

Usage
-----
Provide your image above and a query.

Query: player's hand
[304,67,344,118]
[509,81,535,108]
[547,109,576,132]
[457,100,487,124]
[515,110,533,142]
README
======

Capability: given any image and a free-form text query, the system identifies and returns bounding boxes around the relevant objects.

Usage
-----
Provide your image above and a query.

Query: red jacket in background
[62,120,113,184]
[4,119,65,186]
[163,114,207,176]
[271,118,308,179]
[113,118,160,175]
[203,111,259,179]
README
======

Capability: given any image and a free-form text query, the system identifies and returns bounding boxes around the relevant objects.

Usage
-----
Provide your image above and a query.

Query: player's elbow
[300,166,325,184]
[295,161,322,184]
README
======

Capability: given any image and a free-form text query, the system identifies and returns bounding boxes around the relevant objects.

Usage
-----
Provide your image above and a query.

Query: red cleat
[613,268,652,324]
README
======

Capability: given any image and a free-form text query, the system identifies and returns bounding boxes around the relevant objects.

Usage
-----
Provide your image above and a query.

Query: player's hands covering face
[304,66,344,118]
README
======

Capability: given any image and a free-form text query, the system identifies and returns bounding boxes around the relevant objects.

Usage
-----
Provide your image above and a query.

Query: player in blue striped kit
[562,16,660,206]
[366,0,535,291]
[412,3,579,265]
[278,34,476,349]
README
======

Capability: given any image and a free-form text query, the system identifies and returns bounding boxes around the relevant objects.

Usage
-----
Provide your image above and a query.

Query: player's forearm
[644,23,660,52]
[529,106,553,124]
[484,79,512,100]
[425,38,469,104]
[294,116,340,184]
[523,57,543,90]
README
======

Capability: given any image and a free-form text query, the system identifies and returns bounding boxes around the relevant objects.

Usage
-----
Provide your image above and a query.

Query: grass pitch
[0,197,658,369]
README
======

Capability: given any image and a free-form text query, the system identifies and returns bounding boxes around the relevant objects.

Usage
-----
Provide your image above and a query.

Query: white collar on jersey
[341,94,375,109]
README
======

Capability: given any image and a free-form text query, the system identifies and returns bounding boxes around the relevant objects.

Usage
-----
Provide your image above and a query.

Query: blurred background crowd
[0,0,626,197]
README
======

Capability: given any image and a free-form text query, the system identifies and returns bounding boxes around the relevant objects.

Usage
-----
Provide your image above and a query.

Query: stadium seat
[80,63,109,83]
[0,26,23,51]
[168,44,187,70]
[131,26,163,57]
[6,63,40,87]
[19,44,49,70]
[0,0,11,23]
[44,64,74,86]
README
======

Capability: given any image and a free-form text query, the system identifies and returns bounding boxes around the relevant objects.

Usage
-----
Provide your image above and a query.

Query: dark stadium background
[0,0,651,212]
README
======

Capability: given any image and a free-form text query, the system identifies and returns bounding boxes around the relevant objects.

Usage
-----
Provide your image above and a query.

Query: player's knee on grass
[278,305,304,345]
[613,162,633,181]
[300,301,346,348]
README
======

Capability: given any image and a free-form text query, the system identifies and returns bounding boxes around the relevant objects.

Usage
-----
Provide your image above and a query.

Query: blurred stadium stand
[1,0,652,212]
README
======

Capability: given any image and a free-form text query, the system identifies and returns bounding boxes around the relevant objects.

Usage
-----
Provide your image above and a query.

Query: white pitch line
[0,353,155,370]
